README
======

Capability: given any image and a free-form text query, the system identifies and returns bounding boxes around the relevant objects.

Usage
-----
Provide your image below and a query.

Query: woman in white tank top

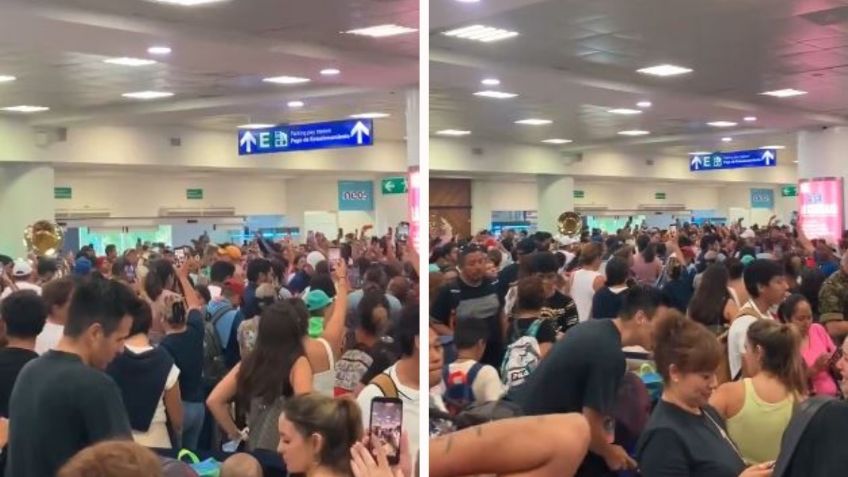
[570,243,606,322]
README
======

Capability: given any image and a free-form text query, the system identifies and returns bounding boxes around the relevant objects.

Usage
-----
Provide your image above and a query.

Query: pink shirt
[802,323,838,397]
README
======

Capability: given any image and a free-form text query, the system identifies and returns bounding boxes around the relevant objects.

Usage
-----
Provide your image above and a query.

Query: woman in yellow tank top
[709,319,807,464]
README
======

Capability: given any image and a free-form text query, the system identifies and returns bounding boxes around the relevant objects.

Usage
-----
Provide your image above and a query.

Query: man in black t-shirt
[431,244,505,368]
[528,252,580,333]
[504,285,668,477]
[7,277,135,477]
[497,238,535,303]
[0,291,46,417]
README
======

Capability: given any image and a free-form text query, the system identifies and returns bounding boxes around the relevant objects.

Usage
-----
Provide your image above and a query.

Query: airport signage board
[238,119,373,156]
[54,187,72,199]
[655,192,667,200]
[186,189,203,200]
[750,188,774,209]
[573,190,585,199]
[689,148,777,172]
[798,178,844,244]
[781,185,797,197]
[381,177,408,195]
[338,181,374,211]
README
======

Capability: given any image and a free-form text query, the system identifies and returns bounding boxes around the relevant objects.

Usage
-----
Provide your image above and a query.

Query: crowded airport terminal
[429,1,848,477]
[0,1,420,476]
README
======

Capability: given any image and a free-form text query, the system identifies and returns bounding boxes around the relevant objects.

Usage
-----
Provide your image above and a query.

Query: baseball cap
[218,245,242,261]
[305,289,333,312]
[73,257,92,276]
[740,229,756,239]
[223,278,245,298]
[12,259,32,278]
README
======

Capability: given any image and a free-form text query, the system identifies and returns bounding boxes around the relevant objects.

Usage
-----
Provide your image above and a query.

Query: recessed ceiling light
[149,0,229,5]
[760,145,786,150]
[345,24,417,38]
[262,75,311,85]
[542,139,573,144]
[515,118,552,126]
[721,137,733,142]
[350,112,390,119]
[481,78,500,86]
[608,108,642,115]
[1,105,49,113]
[436,129,472,136]
[122,91,174,100]
[0,75,16,83]
[761,88,807,98]
[287,100,305,108]
[793,160,799,164]
[618,130,650,136]
[103,57,157,67]
[637,64,693,77]
[455,0,481,3]
[689,151,711,155]
[637,101,652,108]
[707,121,738,128]
[147,46,172,55]
[320,68,340,76]
[238,123,275,129]
[743,116,757,122]
[474,90,517,99]
[442,25,519,43]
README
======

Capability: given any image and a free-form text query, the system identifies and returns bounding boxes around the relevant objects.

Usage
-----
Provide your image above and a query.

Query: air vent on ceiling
[471,147,484,156]
[55,209,112,220]
[56,128,67,142]
[646,159,655,166]
[170,137,181,147]
[159,207,236,218]
[800,6,848,26]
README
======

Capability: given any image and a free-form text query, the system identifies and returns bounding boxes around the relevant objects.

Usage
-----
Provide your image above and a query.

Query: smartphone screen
[369,397,402,465]
[328,248,341,262]
[397,223,410,242]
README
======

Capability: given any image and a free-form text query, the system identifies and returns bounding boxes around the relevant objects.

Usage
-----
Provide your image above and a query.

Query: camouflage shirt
[818,270,848,323]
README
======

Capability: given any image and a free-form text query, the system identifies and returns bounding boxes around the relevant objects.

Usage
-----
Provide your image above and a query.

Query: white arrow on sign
[385,181,395,192]
[762,149,775,165]
[350,121,370,145]
[690,156,703,170]
[240,131,257,153]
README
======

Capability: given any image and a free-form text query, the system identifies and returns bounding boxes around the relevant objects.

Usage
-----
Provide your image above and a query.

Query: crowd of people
[428,218,848,477]
[0,227,419,476]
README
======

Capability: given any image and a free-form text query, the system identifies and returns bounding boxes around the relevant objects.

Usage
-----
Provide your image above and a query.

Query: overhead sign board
[689,148,777,172]
[186,188,203,200]
[54,187,72,199]
[781,185,797,197]
[338,181,374,211]
[655,192,667,200]
[381,177,408,195]
[573,190,585,199]
[238,119,373,156]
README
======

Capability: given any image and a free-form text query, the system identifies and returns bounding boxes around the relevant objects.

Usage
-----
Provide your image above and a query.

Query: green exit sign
[54,187,72,199]
[381,177,408,195]
[655,192,667,200]
[573,190,585,199]
[186,188,203,200]
[781,185,797,197]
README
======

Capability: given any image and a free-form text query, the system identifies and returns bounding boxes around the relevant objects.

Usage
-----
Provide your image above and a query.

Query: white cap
[306,251,326,269]
[12,258,32,278]
[740,229,756,239]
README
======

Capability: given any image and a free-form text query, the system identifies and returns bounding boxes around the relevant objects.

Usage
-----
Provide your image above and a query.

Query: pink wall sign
[798,177,844,244]
[408,167,420,251]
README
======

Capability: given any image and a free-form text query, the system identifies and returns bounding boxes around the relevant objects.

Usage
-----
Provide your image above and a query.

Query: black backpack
[202,304,232,385]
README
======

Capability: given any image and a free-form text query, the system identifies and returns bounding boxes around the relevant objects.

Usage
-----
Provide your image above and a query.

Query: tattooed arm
[429,414,590,477]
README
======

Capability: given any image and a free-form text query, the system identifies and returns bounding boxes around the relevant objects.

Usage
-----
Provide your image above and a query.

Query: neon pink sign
[408,167,420,251]
[798,177,844,244]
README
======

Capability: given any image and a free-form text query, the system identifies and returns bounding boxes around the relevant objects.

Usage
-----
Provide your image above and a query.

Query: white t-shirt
[447,359,504,403]
[357,363,420,460]
[35,322,64,355]
[571,269,603,322]
[208,284,222,300]
[0,282,42,301]
[125,344,181,449]
[728,300,773,379]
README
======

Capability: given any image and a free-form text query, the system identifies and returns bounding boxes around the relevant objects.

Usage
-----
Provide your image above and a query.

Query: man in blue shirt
[207,279,244,369]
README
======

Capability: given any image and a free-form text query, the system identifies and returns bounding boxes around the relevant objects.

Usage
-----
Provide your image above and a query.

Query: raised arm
[321,259,349,357]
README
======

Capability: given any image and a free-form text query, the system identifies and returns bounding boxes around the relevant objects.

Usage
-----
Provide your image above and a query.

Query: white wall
[0,164,55,257]
[54,171,410,237]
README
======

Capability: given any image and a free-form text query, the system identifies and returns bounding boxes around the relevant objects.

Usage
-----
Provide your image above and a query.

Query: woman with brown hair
[569,243,605,322]
[635,312,773,477]
[710,320,806,464]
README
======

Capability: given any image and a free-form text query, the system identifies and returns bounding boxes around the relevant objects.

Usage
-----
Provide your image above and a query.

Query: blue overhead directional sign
[689,148,777,172]
[238,119,373,156]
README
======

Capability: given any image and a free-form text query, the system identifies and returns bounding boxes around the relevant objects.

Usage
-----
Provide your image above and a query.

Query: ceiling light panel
[442,25,519,43]
[481,78,500,86]
[350,112,390,119]
[0,75,16,83]
[122,91,174,99]
[608,108,642,115]
[618,130,650,136]
[149,0,229,5]
[147,46,172,55]
[345,24,417,38]
[515,118,552,125]
[238,123,275,129]
[542,139,572,144]
[637,64,692,76]
[263,76,311,84]
[103,57,157,66]
[1,105,49,113]
[287,100,305,108]
[761,88,807,98]
[637,101,652,108]
[473,90,517,99]
[320,68,340,76]
[707,121,737,127]
[436,129,472,136]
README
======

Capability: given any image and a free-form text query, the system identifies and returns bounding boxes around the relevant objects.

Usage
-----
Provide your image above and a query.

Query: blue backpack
[442,362,483,416]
